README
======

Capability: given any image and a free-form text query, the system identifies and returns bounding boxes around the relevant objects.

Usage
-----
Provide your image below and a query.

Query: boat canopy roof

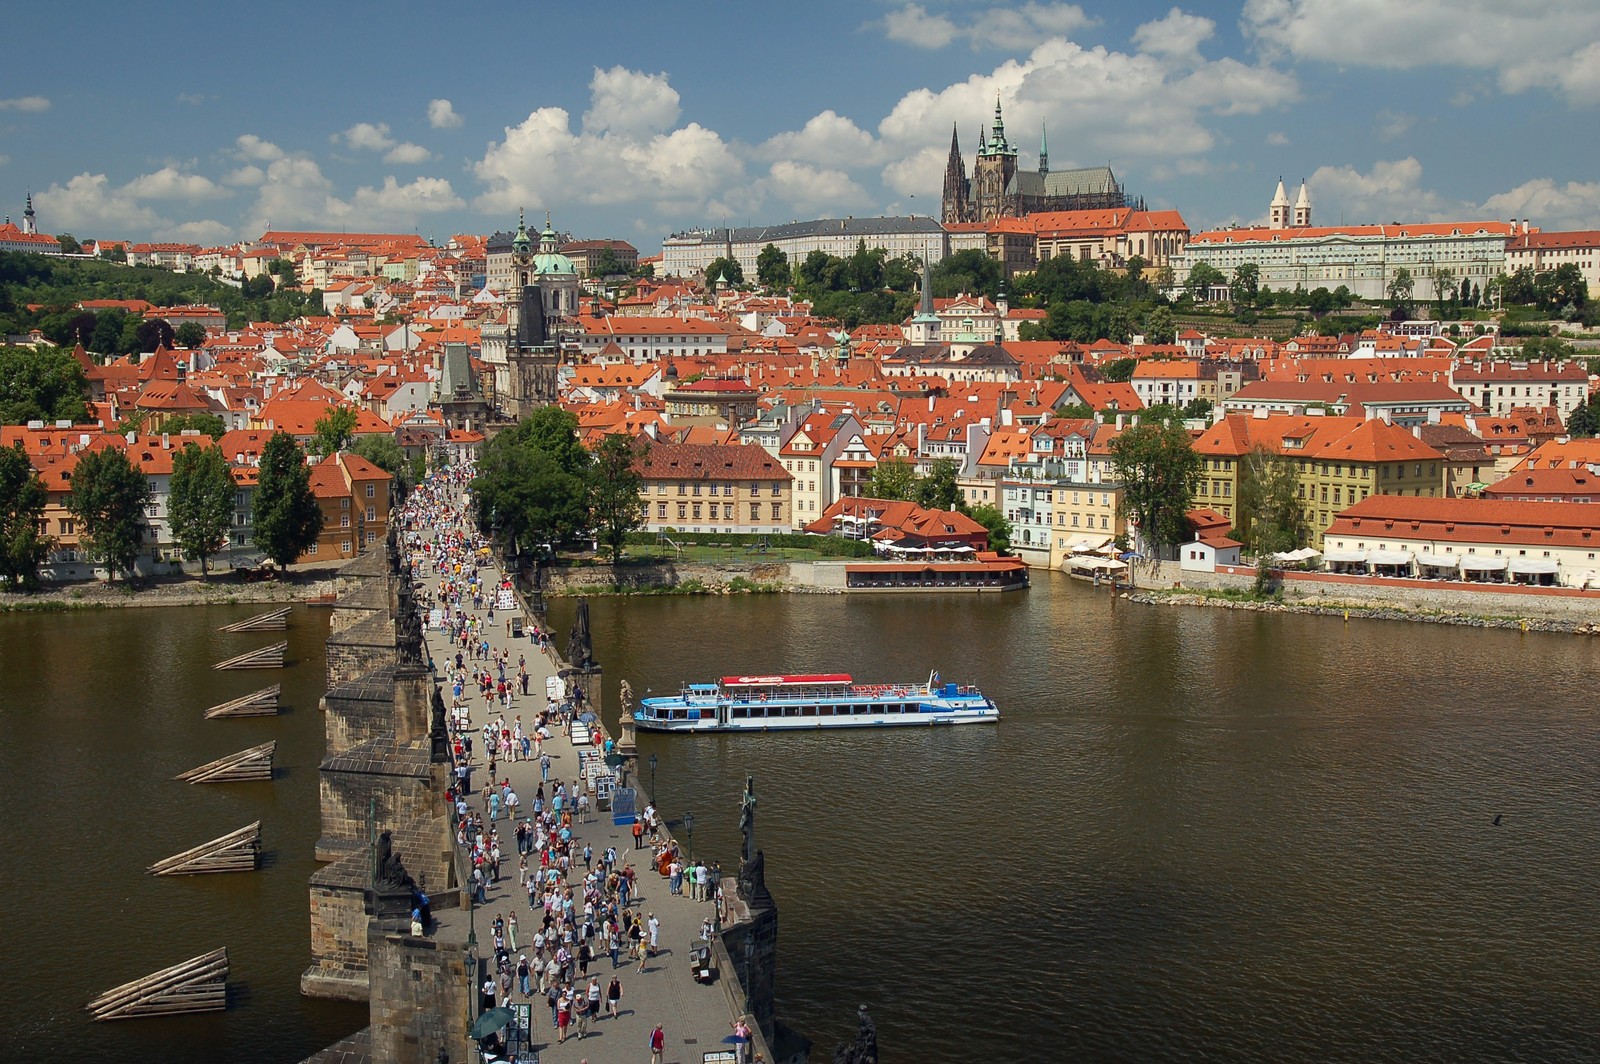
[721,673,852,688]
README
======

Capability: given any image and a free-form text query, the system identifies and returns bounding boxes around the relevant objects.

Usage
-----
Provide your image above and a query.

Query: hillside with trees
[0,251,322,347]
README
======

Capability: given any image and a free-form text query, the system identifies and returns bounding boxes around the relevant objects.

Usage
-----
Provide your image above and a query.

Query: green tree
[589,246,627,278]
[1109,422,1201,559]
[1231,263,1261,311]
[0,345,90,425]
[1236,446,1309,555]
[967,503,1012,555]
[1566,396,1600,439]
[845,240,886,292]
[311,406,359,456]
[1143,306,1175,345]
[1100,357,1138,383]
[57,233,82,255]
[252,431,323,570]
[1186,262,1225,301]
[1306,287,1335,318]
[135,317,176,352]
[351,433,406,478]
[0,440,51,589]
[174,321,207,349]
[867,457,920,501]
[472,407,588,553]
[161,412,227,439]
[169,442,236,577]
[1055,401,1094,419]
[68,446,150,580]
[1386,267,1415,309]
[588,434,648,563]
[1180,398,1214,421]
[916,458,962,511]
[755,244,791,289]
[704,257,744,288]
[930,248,1002,299]
[1430,266,1457,308]
[89,308,128,354]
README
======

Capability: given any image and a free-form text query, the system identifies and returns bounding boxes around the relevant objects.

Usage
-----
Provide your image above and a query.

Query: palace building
[941,99,1130,225]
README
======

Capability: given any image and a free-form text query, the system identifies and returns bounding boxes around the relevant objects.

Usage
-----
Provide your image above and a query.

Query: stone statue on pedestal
[832,1004,878,1064]
[739,775,756,863]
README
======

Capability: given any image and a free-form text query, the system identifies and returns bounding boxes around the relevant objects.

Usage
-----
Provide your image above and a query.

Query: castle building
[941,99,1129,224]
[1173,181,1518,302]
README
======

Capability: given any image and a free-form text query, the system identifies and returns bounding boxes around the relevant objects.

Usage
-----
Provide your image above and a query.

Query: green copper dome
[533,213,576,276]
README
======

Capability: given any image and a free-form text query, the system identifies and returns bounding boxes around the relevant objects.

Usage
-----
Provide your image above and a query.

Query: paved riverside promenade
[415,531,746,1064]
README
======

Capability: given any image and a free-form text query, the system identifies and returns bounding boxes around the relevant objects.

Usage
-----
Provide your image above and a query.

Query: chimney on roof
[162,433,170,449]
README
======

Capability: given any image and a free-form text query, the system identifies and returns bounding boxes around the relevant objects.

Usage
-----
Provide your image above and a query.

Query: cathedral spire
[941,123,970,224]
[1039,124,1049,177]
[22,187,36,235]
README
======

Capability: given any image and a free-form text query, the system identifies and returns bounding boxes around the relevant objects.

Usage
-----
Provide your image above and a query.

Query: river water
[3,578,1597,1063]
[0,604,364,1063]
[549,573,1600,1063]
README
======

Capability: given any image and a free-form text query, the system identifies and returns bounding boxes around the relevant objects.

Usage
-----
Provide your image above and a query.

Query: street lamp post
[648,752,658,802]
[683,811,694,862]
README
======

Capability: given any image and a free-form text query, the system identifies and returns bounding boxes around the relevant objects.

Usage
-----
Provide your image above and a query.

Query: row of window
[653,482,783,496]
[655,502,783,521]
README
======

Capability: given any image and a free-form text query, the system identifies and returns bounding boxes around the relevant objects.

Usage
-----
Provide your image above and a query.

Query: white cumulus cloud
[1481,178,1600,231]
[427,98,463,129]
[33,173,166,235]
[1244,0,1600,104]
[1132,7,1215,60]
[583,66,681,137]
[874,36,1297,200]
[339,122,396,152]
[878,3,1095,51]
[475,71,745,221]
[0,96,50,112]
[759,110,884,168]
[384,142,434,165]
[234,134,285,162]
[123,166,229,201]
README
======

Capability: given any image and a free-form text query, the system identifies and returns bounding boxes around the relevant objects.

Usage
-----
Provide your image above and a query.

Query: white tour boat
[633,671,999,732]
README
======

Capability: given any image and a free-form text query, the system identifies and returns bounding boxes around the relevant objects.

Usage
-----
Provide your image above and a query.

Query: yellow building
[1193,413,1445,546]
[635,441,792,535]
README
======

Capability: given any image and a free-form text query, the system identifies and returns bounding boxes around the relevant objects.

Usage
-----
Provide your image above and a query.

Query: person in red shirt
[650,1023,666,1064]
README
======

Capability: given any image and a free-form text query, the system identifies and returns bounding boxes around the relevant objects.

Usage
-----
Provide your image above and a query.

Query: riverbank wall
[0,570,340,611]
[1133,560,1600,630]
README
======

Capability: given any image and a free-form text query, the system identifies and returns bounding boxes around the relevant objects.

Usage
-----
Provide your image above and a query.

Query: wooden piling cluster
[219,607,290,633]
[203,684,281,718]
[87,949,229,1020]
[175,742,276,783]
[147,821,262,875]
[213,641,288,670]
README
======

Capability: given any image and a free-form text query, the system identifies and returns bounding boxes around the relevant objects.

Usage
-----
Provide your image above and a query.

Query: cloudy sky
[5,1,1598,249]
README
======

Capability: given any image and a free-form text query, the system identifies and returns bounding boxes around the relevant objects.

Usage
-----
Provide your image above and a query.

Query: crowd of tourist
[394,463,743,1061]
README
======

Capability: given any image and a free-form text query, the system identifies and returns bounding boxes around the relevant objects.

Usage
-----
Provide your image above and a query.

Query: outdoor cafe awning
[1459,555,1507,571]
[1322,550,1367,564]
[1366,550,1414,566]
[1508,557,1559,575]
[1062,534,1112,553]
[1415,553,1458,568]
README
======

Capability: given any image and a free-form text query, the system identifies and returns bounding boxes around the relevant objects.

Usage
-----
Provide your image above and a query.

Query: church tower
[1268,178,1290,230]
[22,189,36,235]
[971,96,1019,222]
[1293,180,1311,228]
[940,124,970,224]
[1039,124,1049,178]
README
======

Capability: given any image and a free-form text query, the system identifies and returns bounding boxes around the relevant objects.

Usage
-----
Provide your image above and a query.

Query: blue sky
[5,1,1599,250]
